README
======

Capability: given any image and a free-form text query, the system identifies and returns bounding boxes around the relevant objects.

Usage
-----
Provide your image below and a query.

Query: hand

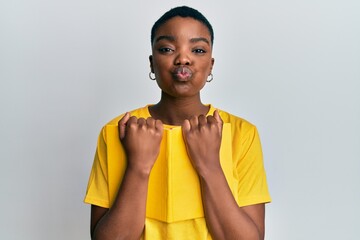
[182,110,223,174]
[118,113,164,175]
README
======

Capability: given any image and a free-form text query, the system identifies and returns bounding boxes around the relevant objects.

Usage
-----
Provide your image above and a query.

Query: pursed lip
[172,66,193,81]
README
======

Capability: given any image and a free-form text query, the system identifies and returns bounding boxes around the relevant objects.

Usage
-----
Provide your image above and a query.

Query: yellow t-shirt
[84,105,271,239]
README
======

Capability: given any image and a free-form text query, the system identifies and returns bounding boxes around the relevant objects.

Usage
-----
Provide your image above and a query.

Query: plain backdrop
[1,0,359,239]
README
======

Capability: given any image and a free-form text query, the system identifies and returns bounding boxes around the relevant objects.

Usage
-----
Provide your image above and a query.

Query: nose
[174,51,191,65]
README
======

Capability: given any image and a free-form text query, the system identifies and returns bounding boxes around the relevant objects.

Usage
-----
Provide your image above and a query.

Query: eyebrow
[155,35,176,43]
[190,37,210,45]
[155,35,210,45]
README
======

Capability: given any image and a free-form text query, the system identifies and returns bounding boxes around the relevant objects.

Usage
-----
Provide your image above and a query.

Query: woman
[84,6,271,240]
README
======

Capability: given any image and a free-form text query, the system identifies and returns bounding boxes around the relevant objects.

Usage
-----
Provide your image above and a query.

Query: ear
[210,57,215,73]
[149,55,154,73]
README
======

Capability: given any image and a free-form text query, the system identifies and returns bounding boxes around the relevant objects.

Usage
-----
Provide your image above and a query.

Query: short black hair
[151,6,214,47]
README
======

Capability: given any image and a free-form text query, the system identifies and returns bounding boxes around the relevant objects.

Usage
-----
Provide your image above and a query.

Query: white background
[1,0,359,239]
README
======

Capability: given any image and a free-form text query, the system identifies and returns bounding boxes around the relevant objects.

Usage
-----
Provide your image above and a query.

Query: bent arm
[182,112,266,239]
[91,166,151,240]
[90,115,163,240]
[199,163,265,240]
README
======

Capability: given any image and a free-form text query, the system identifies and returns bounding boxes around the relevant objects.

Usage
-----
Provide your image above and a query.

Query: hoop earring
[206,73,213,82]
[149,72,156,80]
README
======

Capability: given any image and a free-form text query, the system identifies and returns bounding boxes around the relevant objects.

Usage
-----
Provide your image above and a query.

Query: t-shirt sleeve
[84,127,110,208]
[235,124,271,207]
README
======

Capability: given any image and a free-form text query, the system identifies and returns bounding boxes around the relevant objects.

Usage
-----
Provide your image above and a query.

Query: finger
[214,110,223,133]
[137,117,146,127]
[198,114,207,127]
[146,117,155,128]
[189,115,199,129]
[126,116,139,131]
[119,112,130,126]
[155,119,163,133]
[118,112,130,140]
[214,110,223,124]
[207,115,217,125]
[127,116,138,124]
[182,119,191,134]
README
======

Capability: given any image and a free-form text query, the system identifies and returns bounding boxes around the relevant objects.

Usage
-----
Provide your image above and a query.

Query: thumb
[118,112,130,140]
[214,110,223,132]
[155,119,164,133]
[182,119,191,135]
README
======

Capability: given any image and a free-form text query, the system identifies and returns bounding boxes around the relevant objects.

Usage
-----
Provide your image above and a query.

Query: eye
[193,48,206,54]
[158,47,174,53]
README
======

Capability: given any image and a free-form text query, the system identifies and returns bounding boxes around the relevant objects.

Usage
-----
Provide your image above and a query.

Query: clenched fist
[118,113,164,175]
[182,110,223,175]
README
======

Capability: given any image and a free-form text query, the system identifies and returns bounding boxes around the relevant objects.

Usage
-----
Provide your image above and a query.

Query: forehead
[154,17,211,40]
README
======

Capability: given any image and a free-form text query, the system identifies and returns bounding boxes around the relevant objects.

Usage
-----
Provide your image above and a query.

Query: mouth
[172,66,193,81]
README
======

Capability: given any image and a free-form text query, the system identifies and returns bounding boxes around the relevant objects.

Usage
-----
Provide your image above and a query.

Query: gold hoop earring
[149,72,156,80]
[206,73,213,82]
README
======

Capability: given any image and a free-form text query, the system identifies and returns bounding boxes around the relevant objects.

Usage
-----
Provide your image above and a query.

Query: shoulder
[216,107,258,134]
[95,105,151,143]
[104,105,152,126]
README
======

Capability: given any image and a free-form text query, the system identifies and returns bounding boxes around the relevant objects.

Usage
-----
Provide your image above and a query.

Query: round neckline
[145,104,215,129]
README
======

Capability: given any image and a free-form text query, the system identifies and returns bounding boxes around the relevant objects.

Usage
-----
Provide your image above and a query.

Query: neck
[149,93,209,125]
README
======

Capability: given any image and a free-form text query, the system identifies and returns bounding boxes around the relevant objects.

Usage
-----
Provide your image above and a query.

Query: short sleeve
[234,125,271,206]
[84,128,110,208]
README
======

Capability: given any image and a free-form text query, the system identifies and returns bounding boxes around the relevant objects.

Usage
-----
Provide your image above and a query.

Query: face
[150,17,214,98]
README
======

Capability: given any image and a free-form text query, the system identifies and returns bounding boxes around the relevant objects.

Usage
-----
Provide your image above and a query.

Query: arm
[198,166,265,240]
[182,111,265,240]
[91,113,163,240]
